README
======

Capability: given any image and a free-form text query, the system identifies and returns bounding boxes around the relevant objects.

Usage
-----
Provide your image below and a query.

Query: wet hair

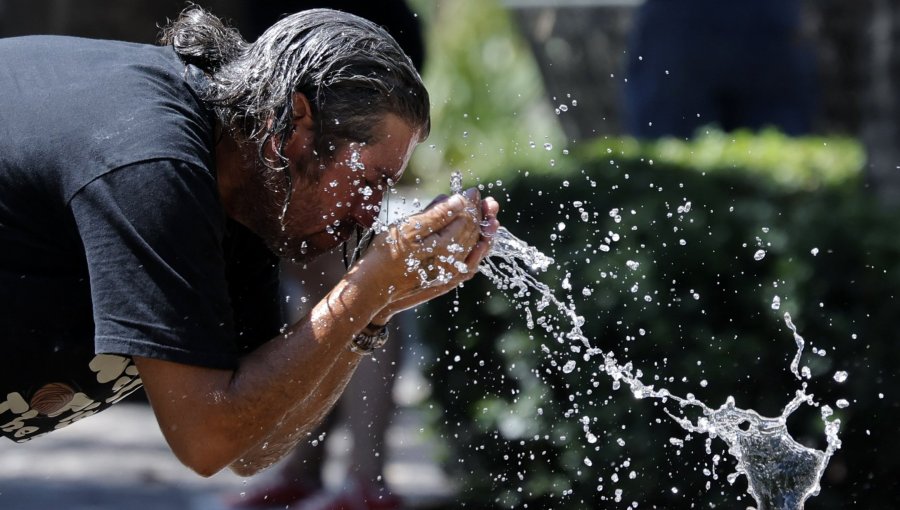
[160,6,430,171]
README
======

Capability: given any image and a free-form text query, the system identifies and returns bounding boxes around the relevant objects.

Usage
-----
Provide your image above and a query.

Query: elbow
[189,463,222,479]
[168,428,285,478]
[229,460,268,478]
[175,444,232,478]
[165,428,244,478]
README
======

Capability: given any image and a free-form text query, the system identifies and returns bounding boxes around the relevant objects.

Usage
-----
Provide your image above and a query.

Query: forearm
[137,263,388,476]
[228,347,362,475]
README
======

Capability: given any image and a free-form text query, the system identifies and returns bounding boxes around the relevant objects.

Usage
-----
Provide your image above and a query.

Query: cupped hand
[353,187,500,325]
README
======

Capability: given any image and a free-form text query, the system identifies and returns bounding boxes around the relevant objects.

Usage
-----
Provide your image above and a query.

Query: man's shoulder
[0,36,216,202]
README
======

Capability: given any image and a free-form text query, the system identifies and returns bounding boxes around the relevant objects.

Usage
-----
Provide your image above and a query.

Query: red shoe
[289,479,402,510]
[224,477,319,508]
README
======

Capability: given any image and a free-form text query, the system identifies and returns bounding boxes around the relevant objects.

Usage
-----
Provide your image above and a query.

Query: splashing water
[475,220,842,509]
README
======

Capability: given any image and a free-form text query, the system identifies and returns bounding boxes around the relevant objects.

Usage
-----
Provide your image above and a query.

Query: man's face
[276,114,421,261]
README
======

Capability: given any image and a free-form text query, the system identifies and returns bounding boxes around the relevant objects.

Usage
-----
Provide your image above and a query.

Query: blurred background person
[622,0,819,139]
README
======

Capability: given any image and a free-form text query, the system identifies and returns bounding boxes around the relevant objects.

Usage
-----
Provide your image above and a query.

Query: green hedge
[418,132,899,508]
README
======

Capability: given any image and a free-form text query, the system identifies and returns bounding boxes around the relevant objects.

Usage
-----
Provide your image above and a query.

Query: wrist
[345,249,395,303]
[368,314,393,332]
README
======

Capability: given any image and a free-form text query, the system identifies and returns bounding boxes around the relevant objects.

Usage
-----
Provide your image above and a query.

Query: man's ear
[280,93,317,163]
[291,92,315,131]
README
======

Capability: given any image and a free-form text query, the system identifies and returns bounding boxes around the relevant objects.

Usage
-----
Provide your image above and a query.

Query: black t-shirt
[0,36,282,441]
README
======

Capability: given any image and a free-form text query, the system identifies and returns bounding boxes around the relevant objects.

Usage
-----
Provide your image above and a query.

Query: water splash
[480,226,842,510]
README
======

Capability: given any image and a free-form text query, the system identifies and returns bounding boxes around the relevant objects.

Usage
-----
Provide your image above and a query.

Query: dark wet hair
[160,6,430,170]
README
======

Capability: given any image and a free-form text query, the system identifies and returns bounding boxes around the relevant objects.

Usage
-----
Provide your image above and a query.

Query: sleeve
[69,159,239,369]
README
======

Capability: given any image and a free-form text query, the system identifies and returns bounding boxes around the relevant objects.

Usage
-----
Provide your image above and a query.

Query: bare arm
[229,194,501,474]
[134,190,499,477]
[134,265,377,477]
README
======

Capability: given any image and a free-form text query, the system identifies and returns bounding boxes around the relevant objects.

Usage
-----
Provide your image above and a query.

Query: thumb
[412,193,471,233]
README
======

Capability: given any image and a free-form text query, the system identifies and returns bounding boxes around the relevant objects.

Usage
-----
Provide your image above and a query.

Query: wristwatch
[349,322,389,355]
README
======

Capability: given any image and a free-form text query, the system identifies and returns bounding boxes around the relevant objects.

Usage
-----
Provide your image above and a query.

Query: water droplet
[771,295,781,310]
[562,360,577,373]
[836,399,849,409]
[544,142,553,151]
[753,249,766,261]
[833,371,848,383]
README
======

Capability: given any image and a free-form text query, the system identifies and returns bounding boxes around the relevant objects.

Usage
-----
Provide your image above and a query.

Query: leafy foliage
[408,0,565,195]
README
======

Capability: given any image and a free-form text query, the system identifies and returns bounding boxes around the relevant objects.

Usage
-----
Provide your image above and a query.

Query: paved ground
[0,395,454,510]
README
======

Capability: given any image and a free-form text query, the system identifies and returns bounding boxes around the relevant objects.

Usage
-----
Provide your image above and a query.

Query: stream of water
[452,174,843,509]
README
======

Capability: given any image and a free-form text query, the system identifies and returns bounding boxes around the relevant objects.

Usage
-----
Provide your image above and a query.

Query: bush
[418,131,900,508]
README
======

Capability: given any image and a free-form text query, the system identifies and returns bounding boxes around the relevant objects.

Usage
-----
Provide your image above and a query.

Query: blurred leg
[343,319,402,484]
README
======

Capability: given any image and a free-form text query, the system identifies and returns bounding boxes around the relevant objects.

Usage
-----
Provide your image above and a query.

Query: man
[230,3,432,508]
[0,5,500,479]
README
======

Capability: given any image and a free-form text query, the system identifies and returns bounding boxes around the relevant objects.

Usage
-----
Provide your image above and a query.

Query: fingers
[424,194,449,209]
[421,193,501,271]
[468,217,499,259]
[481,197,500,236]
[414,190,477,234]
[388,188,500,290]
